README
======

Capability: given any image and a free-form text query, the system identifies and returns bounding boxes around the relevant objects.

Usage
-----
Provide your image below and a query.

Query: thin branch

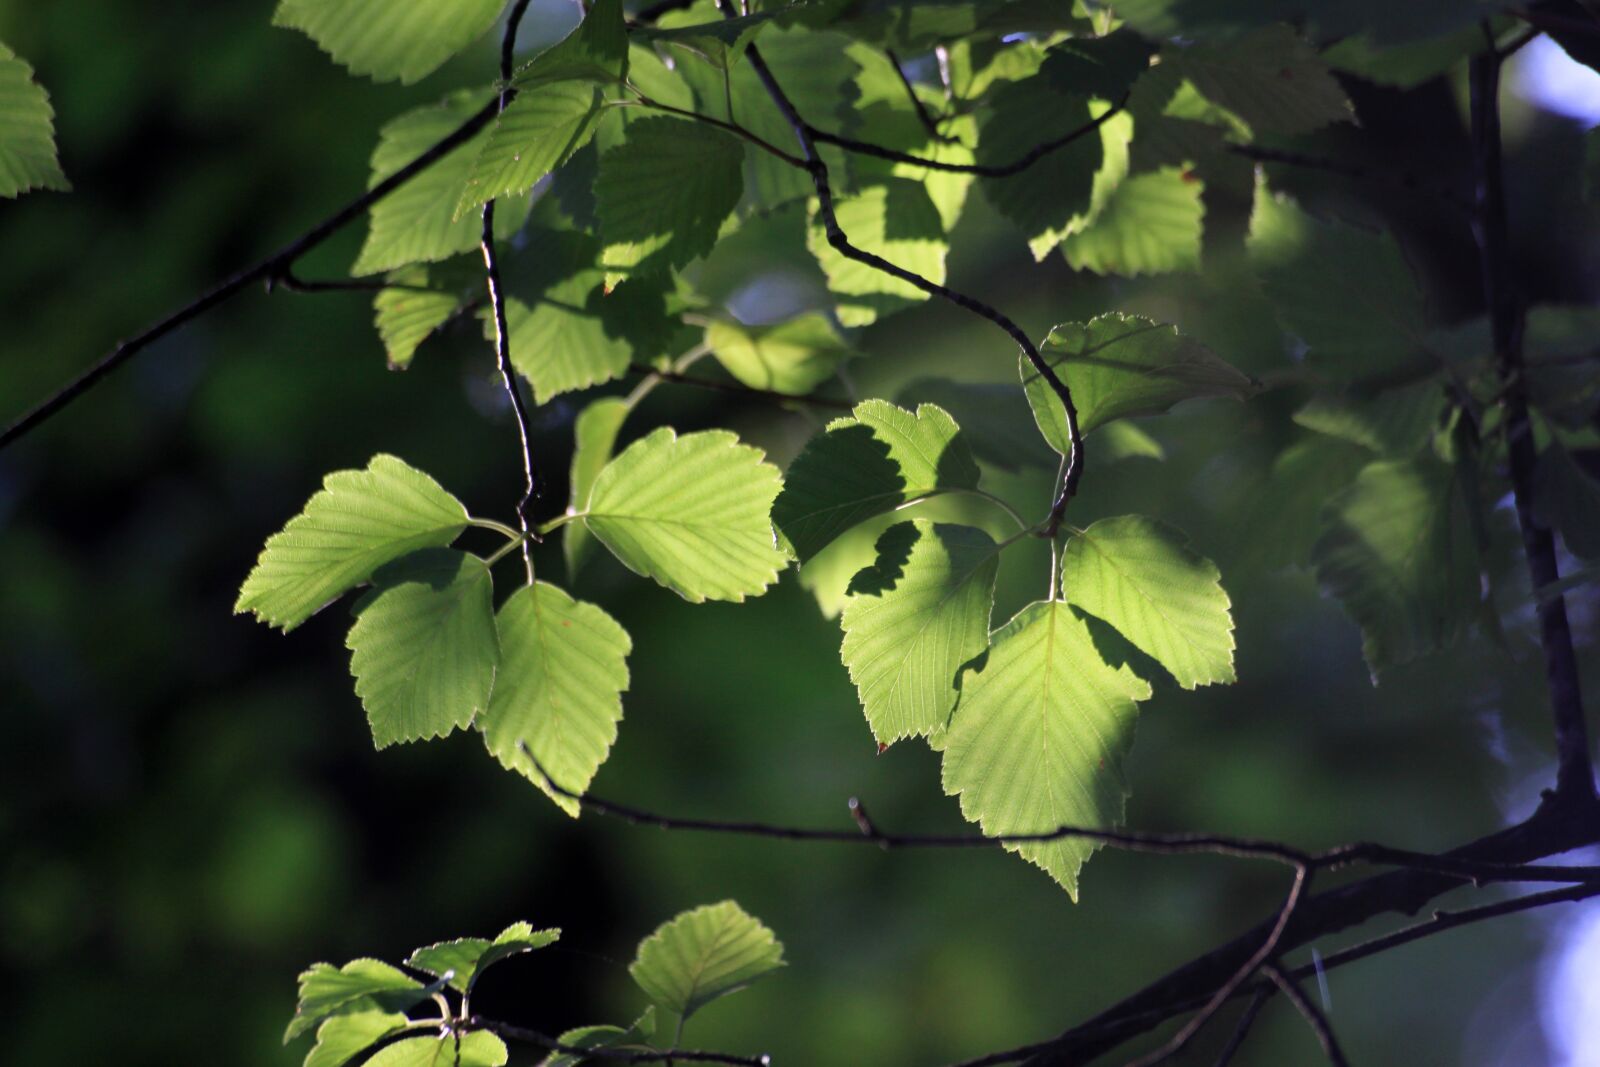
[884,48,959,143]
[481,0,542,584]
[721,14,1085,534]
[475,1017,768,1065]
[1210,990,1272,1067]
[626,362,853,410]
[1228,144,1472,212]
[1470,38,1595,803]
[1262,964,1350,1067]
[626,90,807,167]
[271,269,442,295]
[0,96,502,450]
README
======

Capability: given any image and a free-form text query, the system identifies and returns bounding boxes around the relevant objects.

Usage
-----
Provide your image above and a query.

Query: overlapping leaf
[1293,381,1446,456]
[272,0,507,84]
[373,267,463,369]
[1061,516,1235,689]
[705,314,854,395]
[841,521,999,746]
[773,400,981,562]
[365,1033,507,1067]
[565,397,631,578]
[236,455,469,631]
[1060,168,1204,276]
[544,1010,656,1067]
[808,178,948,327]
[346,550,498,747]
[1022,314,1253,453]
[940,601,1151,898]
[977,75,1103,249]
[458,81,605,215]
[0,43,69,198]
[629,901,784,1020]
[303,1011,409,1067]
[285,959,428,1042]
[480,583,631,814]
[406,922,561,993]
[584,428,788,603]
[1160,25,1351,135]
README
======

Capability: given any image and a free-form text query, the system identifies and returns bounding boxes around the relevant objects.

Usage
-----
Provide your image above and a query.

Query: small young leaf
[373,267,463,370]
[285,960,426,1043]
[236,455,469,632]
[406,922,561,993]
[365,1033,508,1067]
[353,90,533,276]
[840,521,999,747]
[542,1009,656,1067]
[565,397,632,579]
[1061,516,1236,689]
[1312,457,1482,675]
[347,550,499,748]
[1059,168,1204,277]
[630,901,785,1020]
[480,582,631,814]
[304,1012,408,1067]
[272,0,507,84]
[940,601,1151,898]
[0,43,69,198]
[597,117,744,285]
[705,314,854,396]
[1022,314,1254,452]
[584,428,788,603]
[1161,26,1351,135]
[808,178,948,326]
[772,400,981,562]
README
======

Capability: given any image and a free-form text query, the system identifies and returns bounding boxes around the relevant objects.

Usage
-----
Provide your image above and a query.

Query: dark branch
[1210,990,1272,1067]
[1470,39,1595,803]
[0,96,502,450]
[474,1017,769,1065]
[1263,963,1350,1067]
[884,48,959,144]
[626,362,853,410]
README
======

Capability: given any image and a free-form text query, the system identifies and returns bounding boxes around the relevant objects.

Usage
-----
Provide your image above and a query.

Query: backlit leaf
[1161,26,1351,135]
[457,82,605,216]
[304,1011,408,1067]
[272,0,507,84]
[809,178,947,327]
[565,397,631,579]
[406,922,561,993]
[364,1033,507,1067]
[629,901,784,1020]
[1059,168,1204,276]
[0,43,69,197]
[705,314,854,395]
[285,960,426,1042]
[373,267,463,370]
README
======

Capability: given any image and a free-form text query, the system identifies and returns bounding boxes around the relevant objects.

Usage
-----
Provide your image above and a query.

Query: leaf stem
[468,516,524,542]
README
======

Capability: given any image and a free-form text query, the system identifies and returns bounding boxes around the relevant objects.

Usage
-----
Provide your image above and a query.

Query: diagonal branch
[884,48,960,144]
[474,1016,768,1065]
[1262,963,1350,1067]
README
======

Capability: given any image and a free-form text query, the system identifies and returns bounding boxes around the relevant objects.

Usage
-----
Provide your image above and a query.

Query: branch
[884,48,959,144]
[626,362,853,410]
[1262,963,1349,1067]
[481,0,543,583]
[1210,990,1272,1067]
[1228,144,1472,212]
[474,1017,769,1065]
[719,12,1085,533]
[0,96,503,450]
[1470,40,1595,803]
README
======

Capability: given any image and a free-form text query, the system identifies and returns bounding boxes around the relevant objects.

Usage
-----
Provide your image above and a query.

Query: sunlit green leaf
[809,178,947,327]
[1293,381,1446,456]
[304,1011,408,1067]
[896,379,1057,472]
[272,0,507,84]
[565,398,631,579]
[373,267,463,370]
[629,901,785,1020]
[1161,25,1352,135]
[1062,516,1235,689]
[542,1009,656,1067]
[1023,314,1254,452]
[706,314,854,395]
[0,42,69,197]
[458,82,604,216]
[406,922,561,993]
[1060,168,1204,276]
[773,400,981,562]
[584,428,788,603]
[480,583,631,814]
[512,0,627,90]
[841,521,999,746]
[365,1033,508,1067]
[285,960,426,1042]
[236,455,469,632]
[347,550,498,747]
[940,601,1151,898]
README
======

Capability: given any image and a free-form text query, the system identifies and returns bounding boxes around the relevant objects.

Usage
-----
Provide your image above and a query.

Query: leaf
[1061,516,1235,689]
[772,400,981,562]
[629,901,785,1020]
[1022,314,1254,451]
[511,0,627,90]
[236,455,469,632]
[541,1009,656,1067]
[1249,187,1430,380]
[705,314,854,395]
[940,601,1151,898]
[346,550,499,748]
[374,267,463,369]
[565,398,631,579]
[1059,168,1204,277]
[353,91,533,276]
[1312,457,1482,675]
[1535,443,1600,561]
[1043,29,1155,99]
[1160,26,1352,135]
[406,922,561,993]
[1098,421,1166,463]
[304,1011,408,1067]
[840,521,999,746]
[1245,437,1370,571]
[976,76,1103,249]
[271,0,507,84]
[364,1033,508,1067]
[583,428,788,603]
[457,82,605,216]
[596,117,744,285]
[285,960,426,1042]
[1293,381,1446,456]
[808,178,948,327]
[480,583,631,814]
[0,43,69,197]
[895,379,1057,472]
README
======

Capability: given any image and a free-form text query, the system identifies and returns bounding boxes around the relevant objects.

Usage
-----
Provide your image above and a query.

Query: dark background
[2,4,1598,1065]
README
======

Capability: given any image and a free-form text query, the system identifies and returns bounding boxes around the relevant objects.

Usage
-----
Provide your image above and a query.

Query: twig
[626,362,853,410]
[1262,964,1349,1067]
[1210,990,1272,1067]
[270,269,443,295]
[626,91,807,167]
[1229,144,1471,212]
[884,48,958,143]
[481,0,542,583]
[1470,38,1595,803]
[0,96,503,450]
[719,11,1085,534]
[475,1017,768,1065]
